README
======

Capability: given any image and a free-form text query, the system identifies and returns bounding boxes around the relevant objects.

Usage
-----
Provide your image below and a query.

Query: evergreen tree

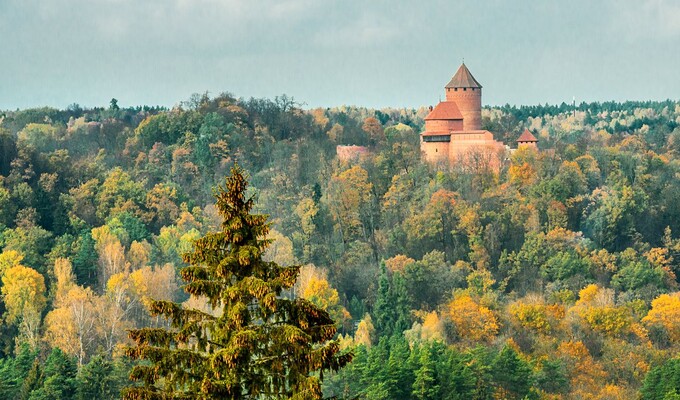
[0,343,36,399]
[28,348,78,400]
[641,358,680,400]
[412,344,439,400]
[466,347,494,400]
[373,264,411,337]
[491,345,534,400]
[72,231,97,286]
[362,337,390,395]
[19,359,41,400]
[384,335,413,399]
[535,358,569,395]
[434,342,475,399]
[373,263,393,336]
[322,344,368,400]
[391,274,412,333]
[123,165,351,399]
[77,355,124,400]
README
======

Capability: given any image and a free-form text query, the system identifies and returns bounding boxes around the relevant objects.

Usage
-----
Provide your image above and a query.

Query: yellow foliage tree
[53,258,76,304]
[645,247,677,288]
[576,284,601,305]
[92,225,128,288]
[129,264,177,304]
[508,162,537,187]
[263,229,297,267]
[573,284,632,336]
[127,240,151,270]
[446,294,499,343]
[384,254,415,275]
[44,285,97,366]
[642,292,680,342]
[596,384,627,400]
[558,340,608,397]
[327,165,373,242]
[295,266,350,329]
[509,301,564,335]
[420,311,446,342]
[2,265,47,348]
[2,265,46,325]
[354,314,375,348]
[97,272,136,353]
[580,307,631,336]
[0,250,24,276]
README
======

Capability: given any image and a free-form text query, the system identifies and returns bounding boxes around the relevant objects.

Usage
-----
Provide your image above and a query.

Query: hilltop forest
[1,94,680,399]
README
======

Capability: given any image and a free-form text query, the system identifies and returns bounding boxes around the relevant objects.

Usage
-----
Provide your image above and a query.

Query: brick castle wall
[446,88,482,131]
[425,119,464,132]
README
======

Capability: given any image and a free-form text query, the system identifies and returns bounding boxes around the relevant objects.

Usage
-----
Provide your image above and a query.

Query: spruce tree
[28,348,78,400]
[77,355,122,400]
[491,345,533,400]
[373,264,411,338]
[412,344,439,400]
[123,165,351,399]
[384,335,413,399]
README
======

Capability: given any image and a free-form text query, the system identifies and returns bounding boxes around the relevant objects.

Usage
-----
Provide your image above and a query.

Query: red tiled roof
[425,101,464,120]
[517,129,538,142]
[445,63,482,89]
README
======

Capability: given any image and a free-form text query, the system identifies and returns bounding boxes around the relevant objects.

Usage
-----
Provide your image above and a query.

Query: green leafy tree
[123,165,351,399]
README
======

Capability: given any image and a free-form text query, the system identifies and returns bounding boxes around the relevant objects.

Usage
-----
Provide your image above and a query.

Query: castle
[420,63,536,167]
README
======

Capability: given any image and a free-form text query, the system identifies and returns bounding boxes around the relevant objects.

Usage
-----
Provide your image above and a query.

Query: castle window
[463,88,467,91]
[423,135,450,142]
[454,88,458,91]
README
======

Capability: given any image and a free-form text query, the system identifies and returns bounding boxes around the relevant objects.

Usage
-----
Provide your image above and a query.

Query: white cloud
[313,13,402,48]
[608,0,680,40]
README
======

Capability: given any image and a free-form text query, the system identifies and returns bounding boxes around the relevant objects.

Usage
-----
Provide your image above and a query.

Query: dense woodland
[1,93,680,399]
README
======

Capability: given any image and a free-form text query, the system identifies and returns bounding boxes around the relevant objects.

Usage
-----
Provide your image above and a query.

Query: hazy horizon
[2,0,679,111]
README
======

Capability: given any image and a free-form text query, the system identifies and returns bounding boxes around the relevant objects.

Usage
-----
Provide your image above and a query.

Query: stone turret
[444,63,482,131]
[517,129,538,149]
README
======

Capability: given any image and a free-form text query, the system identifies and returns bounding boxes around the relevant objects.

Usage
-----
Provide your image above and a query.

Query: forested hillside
[1,94,680,399]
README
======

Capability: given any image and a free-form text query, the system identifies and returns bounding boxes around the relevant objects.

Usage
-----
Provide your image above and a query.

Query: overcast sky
[1,0,679,110]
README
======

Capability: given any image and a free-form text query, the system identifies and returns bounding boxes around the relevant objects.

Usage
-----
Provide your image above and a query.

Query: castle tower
[444,63,482,131]
[517,128,538,149]
[420,62,505,169]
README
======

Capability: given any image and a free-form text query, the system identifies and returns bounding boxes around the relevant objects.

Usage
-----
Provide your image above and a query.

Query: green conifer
[123,165,351,399]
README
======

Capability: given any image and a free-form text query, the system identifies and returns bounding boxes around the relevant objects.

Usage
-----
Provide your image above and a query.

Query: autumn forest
[1,94,680,399]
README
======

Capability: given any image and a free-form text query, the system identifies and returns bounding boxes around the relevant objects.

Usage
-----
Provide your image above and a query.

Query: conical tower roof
[445,63,482,89]
[517,129,538,142]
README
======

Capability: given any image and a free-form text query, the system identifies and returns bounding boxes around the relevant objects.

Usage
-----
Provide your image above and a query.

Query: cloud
[313,14,401,48]
[608,0,680,40]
